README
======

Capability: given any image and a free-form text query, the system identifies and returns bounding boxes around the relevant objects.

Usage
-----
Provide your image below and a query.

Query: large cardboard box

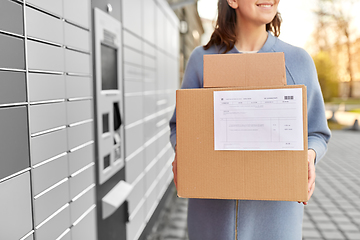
[176,53,308,202]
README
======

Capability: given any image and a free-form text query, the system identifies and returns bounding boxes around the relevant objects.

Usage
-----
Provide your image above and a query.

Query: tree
[313,0,357,98]
[313,51,339,101]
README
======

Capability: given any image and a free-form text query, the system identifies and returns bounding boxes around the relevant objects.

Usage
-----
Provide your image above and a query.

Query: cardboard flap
[204,52,286,88]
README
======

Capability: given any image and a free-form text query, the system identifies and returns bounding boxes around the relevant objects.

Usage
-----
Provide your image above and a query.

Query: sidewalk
[147,130,360,240]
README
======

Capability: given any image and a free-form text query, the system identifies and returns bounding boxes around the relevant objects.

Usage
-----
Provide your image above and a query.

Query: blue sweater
[169,32,331,163]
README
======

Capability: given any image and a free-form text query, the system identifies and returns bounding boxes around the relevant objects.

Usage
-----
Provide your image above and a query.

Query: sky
[197,0,360,53]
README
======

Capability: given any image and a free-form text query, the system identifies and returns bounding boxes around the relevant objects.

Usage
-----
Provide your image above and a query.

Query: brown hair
[204,0,282,53]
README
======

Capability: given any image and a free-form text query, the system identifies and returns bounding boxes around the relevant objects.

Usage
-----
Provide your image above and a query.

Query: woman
[169,0,331,239]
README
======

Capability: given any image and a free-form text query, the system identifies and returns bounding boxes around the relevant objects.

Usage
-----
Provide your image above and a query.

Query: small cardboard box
[176,53,308,202]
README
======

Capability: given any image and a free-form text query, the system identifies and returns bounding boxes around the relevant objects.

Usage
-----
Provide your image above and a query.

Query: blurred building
[330,38,360,98]
[0,0,195,240]
[167,0,204,84]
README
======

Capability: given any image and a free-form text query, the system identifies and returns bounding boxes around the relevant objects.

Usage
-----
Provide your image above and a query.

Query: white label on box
[214,88,304,151]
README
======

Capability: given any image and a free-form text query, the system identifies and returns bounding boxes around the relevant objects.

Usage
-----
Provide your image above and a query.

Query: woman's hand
[302,149,316,205]
[172,146,177,189]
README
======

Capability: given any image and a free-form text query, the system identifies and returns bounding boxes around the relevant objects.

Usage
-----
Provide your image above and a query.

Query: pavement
[146,130,360,240]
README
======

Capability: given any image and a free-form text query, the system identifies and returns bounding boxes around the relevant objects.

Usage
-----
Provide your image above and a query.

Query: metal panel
[123,30,141,50]
[124,64,142,81]
[125,151,144,184]
[68,143,94,174]
[125,124,143,159]
[31,129,67,165]
[30,102,67,134]
[156,6,165,51]
[27,40,64,72]
[23,233,34,240]
[0,0,23,35]
[145,183,157,219]
[28,73,65,102]
[124,95,143,125]
[66,100,92,125]
[64,22,90,52]
[26,6,63,44]
[144,117,157,142]
[70,187,95,222]
[71,208,96,240]
[65,75,92,99]
[143,42,155,57]
[0,107,29,180]
[65,49,90,75]
[67,121,93,150]
[69,165,95,199]
[127,177,145,214]
[122,0,142,37]
[32,154,68,195]
[145,161,158,190]
[144,55,155,69]
[34,179,70,225]
[63,0,90,28]
[143,0,155,43]
[0,172,32,240]
[35,205,71,240]
[26,0,63,16]
[0,71,26,104]
[144,139,157,167]
[127,203,145,240]
[124,80,142,94]
[0,33,25,69]
[123,47,142,66]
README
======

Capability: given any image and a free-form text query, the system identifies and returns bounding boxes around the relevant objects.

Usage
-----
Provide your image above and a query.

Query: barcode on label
[284,96,294,100]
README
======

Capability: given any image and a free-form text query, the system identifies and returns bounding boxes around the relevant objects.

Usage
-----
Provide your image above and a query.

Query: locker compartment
[65,49,90,75]
[27,40,64,72]
[145,183,158,220]
[142,0,155,44]
[64,22,90,52]
[125,95,143,125]
[66,75,92,99]
[66,100,92,125]
[127,203,145,240]
[122,0,142,37]
[144,141,157,168]
[0,33,25,69]
[127,177,145,214]
[68,143,94,174]
[143,42,155,57]
[145,161,158,190]
[126,152,144,184]
[63,0,90,29]
[125,124,143,159]
[124,80,142,94]
[67,121,93,150]
[0,71,26,104]
[34,179,70,225]
[0,106,29,180]
[28,73,65,102]
[124,64,142,81]
[156,7,165,51]
[144,55,155,69]
[69,165,95,199]
[143,94,157,117]
[32,154,68,195]
[124,47,142,66]
[0,172,32,240]
[30,102,66,134]
[31,128,67,165]
[143,117,157,142]
[35,205,71,240]
[0,0,23,35]
[26,6,63,44]
[71,207,96,240]
[26,0,63,17]
[70,187,95,222]
[123,30,141,50]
